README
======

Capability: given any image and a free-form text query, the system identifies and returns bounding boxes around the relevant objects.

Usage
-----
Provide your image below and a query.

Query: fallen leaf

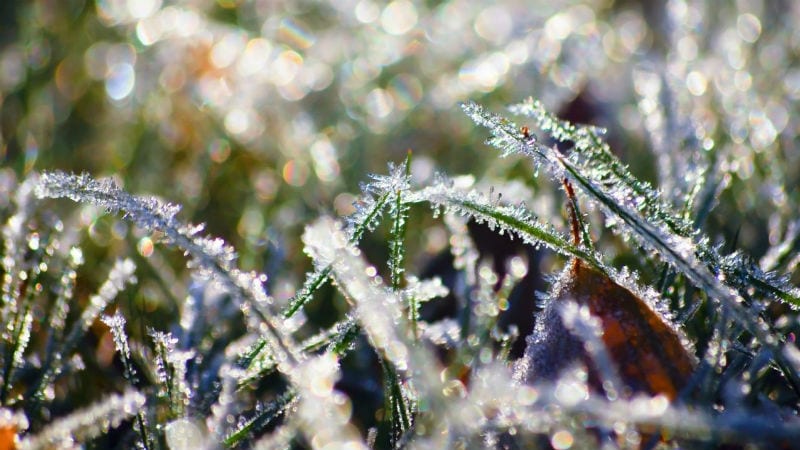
[518,259,695,399]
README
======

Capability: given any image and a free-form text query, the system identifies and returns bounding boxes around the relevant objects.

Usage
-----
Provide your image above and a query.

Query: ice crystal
[102,313,132,362]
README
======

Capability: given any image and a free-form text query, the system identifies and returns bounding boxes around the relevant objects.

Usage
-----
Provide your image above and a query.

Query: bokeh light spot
[137,237,154,257]
[474,6,512,45]
[686,71,707,96]
[550,430,574,450]
[105,63,135,100]
[278,18,315,50]
[381,0,418,36]
[737,13,761,43]
[355,0,380,24]
[282,160,309,186]
[127,0,161,20]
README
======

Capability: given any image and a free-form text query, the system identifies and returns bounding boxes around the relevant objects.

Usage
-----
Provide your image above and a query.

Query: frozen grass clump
[1,1,800,449]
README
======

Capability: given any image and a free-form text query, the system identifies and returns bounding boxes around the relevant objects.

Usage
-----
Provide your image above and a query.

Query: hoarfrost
[36,171,301,372]
[19,390,146,450]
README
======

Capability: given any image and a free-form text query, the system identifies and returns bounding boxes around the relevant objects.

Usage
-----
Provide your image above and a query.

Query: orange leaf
[519,260,695,399]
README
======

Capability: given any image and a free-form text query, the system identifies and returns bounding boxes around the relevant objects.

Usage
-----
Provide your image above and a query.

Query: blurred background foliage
[1,0,799,378]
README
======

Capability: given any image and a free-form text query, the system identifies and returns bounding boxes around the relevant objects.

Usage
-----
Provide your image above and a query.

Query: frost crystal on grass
[413,174,596,265]
[102,313,131,362]
[1,175,38,339]
[302,217,477,443]
[149,329,194,416]
[464,100,800,377]
[36,171,300,371]
[287,160,413,318]
[303,218,409,370]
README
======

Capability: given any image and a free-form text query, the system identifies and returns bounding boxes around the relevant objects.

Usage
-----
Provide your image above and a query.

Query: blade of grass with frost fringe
[389,153,412,292]
[102,313,155,450]
[1,175,38,329]
[299,315,359,355]
[285,172,396,318]
[35,171,300,369]
[0,181,37,403]
[2,214,54,405]
[1,303,32,405]
[466,100,800,306]
[380,356,412,445]
[463,100,800,388]
[55,259,136,368]
[384,154,414,443]
[327,319,361,355]
[42,247,82,372]
[151,330,174,404]
[237,350,277,390]
[411,178,601,270]
[18,389,146,450]
[223,391,296,447]
[504,100,800,306]
[509,98,694,238]
[150,330,193,418]
[238,338,269,370]
[26,258,136,416]
[561,156,800,375]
